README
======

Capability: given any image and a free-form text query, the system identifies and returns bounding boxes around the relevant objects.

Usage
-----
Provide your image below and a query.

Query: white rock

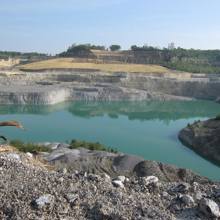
[143,176,159,186]
[62,168,67,174]
[58,177,64,183]
[117,176,126,183]
[101,173,111,181]
[192,182,199,191]
[34,194,54,208]
[26,152,33,158]
[199,198,220,218]
[195,191,204,201]
[7,153,21,161]
[112,180,124,188]
[125,177,130,183]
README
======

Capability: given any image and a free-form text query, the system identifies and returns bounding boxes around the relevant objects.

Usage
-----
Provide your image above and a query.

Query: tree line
[58,43,220,73]
[2,43,220,74]
[0,51,48,60]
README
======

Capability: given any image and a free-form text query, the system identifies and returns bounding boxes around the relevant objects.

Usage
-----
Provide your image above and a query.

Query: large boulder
[133,160,209,183]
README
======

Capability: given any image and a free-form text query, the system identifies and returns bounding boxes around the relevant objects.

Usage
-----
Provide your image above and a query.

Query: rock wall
[121,74,220,100]
[0,70,219,104]
[179,118,220,166]
[0,89,71,105]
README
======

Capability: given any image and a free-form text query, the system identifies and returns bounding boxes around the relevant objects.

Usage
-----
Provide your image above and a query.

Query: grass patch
[18,58,169,74]
[9,139,118,154]
[10,140,51,153]
[69,139,118,153]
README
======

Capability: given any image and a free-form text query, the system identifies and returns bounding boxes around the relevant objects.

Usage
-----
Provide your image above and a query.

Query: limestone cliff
[0,70,219,104]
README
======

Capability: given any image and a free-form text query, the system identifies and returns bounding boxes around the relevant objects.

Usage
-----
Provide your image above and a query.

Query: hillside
[59,44,220,74]
[3,44,220,74]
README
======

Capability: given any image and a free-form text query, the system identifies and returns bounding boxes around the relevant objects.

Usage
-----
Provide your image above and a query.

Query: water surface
[0,100,220,180]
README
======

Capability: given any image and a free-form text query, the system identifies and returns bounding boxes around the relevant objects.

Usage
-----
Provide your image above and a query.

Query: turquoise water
[0,100,220,180]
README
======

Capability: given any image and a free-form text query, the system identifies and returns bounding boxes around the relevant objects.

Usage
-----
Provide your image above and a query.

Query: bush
[59,44,106,57]
[69,139,117,153]
[109,45,121,51]
[10,140,51,153]
[59,44,95,58]
[215,114,220,120]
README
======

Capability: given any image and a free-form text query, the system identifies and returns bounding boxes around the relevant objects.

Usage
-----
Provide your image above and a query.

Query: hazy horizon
[1,0,220,54]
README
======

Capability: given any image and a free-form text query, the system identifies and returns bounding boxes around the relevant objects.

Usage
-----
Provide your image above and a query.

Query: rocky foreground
[0,146,220,219]
[179,118,220,166]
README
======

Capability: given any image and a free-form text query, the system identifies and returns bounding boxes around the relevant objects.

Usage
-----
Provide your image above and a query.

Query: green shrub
[69,139,118,153]
[10,139,118,154]
[215,114,220,120]
[10,140,51,153]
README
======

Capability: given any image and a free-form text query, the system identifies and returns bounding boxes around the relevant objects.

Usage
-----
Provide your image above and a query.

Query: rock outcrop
[0,70,220,104]
[0,147,219,219]
[179,118,220,165]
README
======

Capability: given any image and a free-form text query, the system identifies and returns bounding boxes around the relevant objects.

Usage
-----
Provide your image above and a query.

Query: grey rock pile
[0,150,219,219]
[39,143,209,186]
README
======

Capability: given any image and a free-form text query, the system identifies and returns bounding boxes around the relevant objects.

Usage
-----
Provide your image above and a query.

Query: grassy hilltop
[19,58,169,74]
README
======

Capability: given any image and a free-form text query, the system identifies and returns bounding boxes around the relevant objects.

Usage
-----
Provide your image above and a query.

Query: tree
[59,44,95,58]
[131,45,138,51]
[109,45,121,51]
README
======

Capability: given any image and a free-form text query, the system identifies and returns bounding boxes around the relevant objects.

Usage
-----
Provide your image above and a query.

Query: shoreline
[179,118,220,167]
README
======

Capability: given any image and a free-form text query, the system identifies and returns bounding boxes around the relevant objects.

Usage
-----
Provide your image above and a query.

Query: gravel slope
[0,147,220,219]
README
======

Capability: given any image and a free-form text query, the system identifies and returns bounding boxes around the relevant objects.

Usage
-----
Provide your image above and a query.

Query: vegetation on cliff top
[4,43,220,74]
[58,43,220,74]
[0,51,48,60]
[215,114,220,120]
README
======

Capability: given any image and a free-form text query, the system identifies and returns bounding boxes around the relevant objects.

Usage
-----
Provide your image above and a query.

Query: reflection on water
[1,100,220,122]
[0,100,220,180]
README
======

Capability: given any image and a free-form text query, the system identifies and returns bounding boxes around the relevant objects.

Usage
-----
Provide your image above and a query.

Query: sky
[0,0,220,54]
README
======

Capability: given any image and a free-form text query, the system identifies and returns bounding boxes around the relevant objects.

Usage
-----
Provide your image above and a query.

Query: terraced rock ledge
[0,69,220,104]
